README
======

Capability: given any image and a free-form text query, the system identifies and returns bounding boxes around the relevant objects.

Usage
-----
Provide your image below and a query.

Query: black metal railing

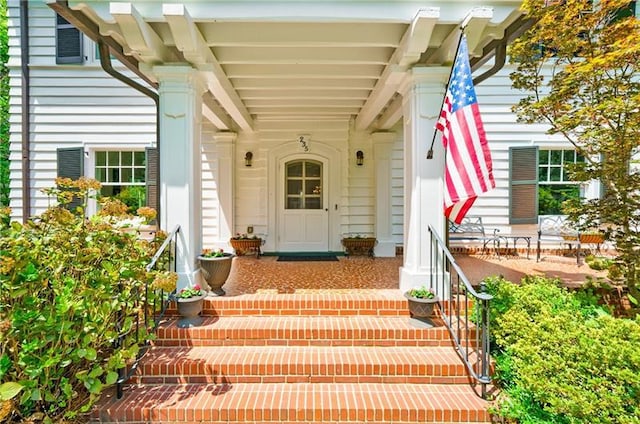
[428,225,492,398]
[115,224,180,399]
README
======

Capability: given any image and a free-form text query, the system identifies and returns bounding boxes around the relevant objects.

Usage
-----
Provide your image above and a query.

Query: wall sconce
[356,150,364,166]
[245,151,253,167]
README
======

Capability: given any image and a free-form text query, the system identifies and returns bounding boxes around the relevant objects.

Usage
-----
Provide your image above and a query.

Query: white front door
[277,158,329,252]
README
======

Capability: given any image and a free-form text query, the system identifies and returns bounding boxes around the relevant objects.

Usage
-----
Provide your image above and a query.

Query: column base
[176,269,201,292]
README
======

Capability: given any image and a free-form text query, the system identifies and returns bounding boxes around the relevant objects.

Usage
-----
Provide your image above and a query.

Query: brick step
[134,346,472,385]
[94,383,490,423]
[167,290,410,317]
[155,315,475,347]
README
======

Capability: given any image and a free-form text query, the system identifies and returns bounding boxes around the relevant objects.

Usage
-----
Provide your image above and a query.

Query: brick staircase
[93,290,490,423]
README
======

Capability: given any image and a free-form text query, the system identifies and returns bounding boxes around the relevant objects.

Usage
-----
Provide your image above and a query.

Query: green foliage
[585,255,614,271]
[0,0,9,206]
[406,286,436,299]
[0,179,162,422]
[113,186,146,213]
[510,0,640,308]
[486,277,640,423]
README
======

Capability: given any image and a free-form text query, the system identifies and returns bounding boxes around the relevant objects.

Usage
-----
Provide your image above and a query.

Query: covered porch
[49,0,530,294]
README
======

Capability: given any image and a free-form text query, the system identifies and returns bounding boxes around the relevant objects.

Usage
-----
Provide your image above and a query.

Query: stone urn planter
[198,253,235,296]
[404,287,439,320]
[176,294,206,328]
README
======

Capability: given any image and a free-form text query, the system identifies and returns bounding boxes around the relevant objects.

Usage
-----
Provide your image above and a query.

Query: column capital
[152,64,207,95]
[371,131,397,145]
[398,66,450,97]
[213,131,238,144]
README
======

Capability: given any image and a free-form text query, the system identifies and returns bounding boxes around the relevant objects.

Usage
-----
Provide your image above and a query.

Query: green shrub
[486,276,640,423]
[0,178,163,422]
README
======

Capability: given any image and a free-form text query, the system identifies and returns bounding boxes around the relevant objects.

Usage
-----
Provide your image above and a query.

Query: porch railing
[115,224,180,399]
[428,225,493,398]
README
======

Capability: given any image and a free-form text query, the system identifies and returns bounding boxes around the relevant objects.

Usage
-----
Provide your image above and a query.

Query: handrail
[115,224,180,399]
[428,225,492,398]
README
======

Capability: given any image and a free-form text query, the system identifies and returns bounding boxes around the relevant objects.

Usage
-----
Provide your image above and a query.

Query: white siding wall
[8,1,156,220]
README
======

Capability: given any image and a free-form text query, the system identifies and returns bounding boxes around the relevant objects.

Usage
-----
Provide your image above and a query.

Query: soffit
[50,1,526,132]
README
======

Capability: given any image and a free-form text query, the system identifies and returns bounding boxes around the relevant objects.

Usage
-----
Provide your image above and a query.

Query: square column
[398,66,450,293]
[372,131,398,257]
[153,65,204,291]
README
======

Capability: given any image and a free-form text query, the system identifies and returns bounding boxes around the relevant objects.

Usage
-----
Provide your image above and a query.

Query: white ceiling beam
[377,96,403,129]
[355,8,439,131]
[163,4,254,132]
[109,3,175,64]
[425,7,494,65]
[202,93,232,130]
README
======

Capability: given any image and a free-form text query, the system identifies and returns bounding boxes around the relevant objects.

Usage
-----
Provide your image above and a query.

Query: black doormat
[277,255,339,262]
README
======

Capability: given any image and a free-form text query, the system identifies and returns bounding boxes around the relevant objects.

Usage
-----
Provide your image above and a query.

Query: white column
[154,65,204,291]
[213,132,236,248]
[398,67,449,293]
[372,131,397,257]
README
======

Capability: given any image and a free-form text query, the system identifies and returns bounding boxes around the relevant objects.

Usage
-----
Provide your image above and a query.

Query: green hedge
[484,276,640,424]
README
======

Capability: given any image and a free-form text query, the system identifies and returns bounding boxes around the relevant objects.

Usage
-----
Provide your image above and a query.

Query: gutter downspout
[20,1,30,222]
[96,40,161,222]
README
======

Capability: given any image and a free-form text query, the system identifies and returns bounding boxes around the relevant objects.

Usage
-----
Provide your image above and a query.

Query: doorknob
[325,208,328,211]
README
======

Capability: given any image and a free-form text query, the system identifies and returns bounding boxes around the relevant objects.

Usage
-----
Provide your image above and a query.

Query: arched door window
[285,160,323,209]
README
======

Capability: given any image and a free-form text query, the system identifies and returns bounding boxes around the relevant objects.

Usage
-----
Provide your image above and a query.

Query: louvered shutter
[145,147,158,213]
[56,14,83,64]
[57,147,84,212]
[509,146,538,224]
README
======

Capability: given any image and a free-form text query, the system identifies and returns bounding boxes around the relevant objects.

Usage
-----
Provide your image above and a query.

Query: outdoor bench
[448,216,501,257]
[449,216,532,259]
[537,215,581,264]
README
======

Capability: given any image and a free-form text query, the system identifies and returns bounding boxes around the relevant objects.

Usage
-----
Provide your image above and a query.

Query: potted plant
[153,270,206,328]
[198,248,235,296]
[229,233,263,257]
[404,286,439,320]
[174,284,206,328]
[341,235,377,257]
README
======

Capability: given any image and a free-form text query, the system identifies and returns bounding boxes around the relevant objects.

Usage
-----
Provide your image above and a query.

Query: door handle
[325,208,328,211]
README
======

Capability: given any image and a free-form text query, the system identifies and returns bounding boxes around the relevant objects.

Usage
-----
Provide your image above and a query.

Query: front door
[277,158,329,252]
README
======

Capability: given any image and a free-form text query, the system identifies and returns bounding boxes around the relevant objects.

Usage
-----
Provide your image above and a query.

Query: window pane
[539,150,549,165]
[287,162,303,177]
[95,168,106,182]
[108,151,120,166]
[122,151,133,166]
[305,197,321,209]
[538,166,547,182]
[134,151,145,166]
[96,151,106,166]
[108,168,120,183]
[306,180,321,195]
[287,197,301,209]
[287,180,302,196]
[122,168,133,183]
[549,167,561,181]
[306,162,321,177]
[133,168,145,183]
[549,150,562,165]
[563,150,575,163]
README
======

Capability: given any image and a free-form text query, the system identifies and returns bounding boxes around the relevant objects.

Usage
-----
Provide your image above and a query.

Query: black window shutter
[56,14,83,64]
[145,147,158,212]
[56,147,84,211]
[509,146,539,224]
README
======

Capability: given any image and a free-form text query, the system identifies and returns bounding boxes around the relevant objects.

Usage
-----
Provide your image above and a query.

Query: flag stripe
[435,35,495,224]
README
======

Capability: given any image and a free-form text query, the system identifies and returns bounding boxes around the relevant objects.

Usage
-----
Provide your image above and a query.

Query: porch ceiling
[49,1,527,133]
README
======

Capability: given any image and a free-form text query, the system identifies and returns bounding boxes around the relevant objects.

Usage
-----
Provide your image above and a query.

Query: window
[538,149,585,215]
[285,160,323,209]
[55,14,83,64]
[95,151,146,211]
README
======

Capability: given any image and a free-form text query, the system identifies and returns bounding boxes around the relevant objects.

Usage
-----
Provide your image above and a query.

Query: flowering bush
[176,284,203,299]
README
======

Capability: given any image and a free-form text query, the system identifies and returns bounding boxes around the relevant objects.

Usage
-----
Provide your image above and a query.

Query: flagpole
[426,27,467,160]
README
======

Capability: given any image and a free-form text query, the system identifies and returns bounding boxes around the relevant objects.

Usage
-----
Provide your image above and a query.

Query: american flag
[435,35,495,224]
